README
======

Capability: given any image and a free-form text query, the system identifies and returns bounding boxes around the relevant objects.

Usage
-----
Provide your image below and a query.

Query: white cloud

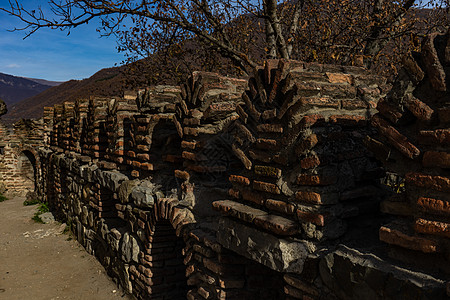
[6,63,20,68]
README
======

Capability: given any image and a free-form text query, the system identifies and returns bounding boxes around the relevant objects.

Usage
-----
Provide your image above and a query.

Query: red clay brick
[174,170,190,180]
[253,181,281,194]
[256,138,279,151]
[422,151,450,168]
[404,95,434,121]
[254,165,282,178]
[228,188,241,199]
[300,114,325,127]
[137,153,150,161]
[253,214,299,235]
[182,151,196,161]
[326,72,353,84]
[341,99,369,110]
[405,172,450,193]
[265,199,295,215]
[140,163,154,171]
[183,127,199,136]
[300,155,321,169]
[371,115,420,159]
[379,225,439,253]
[136,145,149,151]
[229,175,251,186]
[295,134,319,155]
[417,197,450,216]
[181,140,197,150]
[295,191,322,204]
[241,190,265,205]
[418,129,450,145]
[297,174,337,186]
[414,218,450,239]
[262,109,278,120]
[296,210,325,226]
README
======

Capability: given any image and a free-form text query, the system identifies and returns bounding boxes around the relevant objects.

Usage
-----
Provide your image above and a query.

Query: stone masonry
[1,31,449,299]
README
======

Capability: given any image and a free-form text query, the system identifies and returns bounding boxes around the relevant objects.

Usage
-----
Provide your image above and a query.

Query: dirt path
[0,197,132,300]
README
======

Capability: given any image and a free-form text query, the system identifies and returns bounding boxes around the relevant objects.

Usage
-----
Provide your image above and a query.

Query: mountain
[0,73,58,107]
[2,7,438,124]
[2,66,127,123]
[24,77,63,87]
[2,42,246,124]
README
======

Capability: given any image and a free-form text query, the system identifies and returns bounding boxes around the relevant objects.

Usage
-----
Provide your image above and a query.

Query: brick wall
[369,30,450,275]
[0,119,43,195]
[32,32,450,300]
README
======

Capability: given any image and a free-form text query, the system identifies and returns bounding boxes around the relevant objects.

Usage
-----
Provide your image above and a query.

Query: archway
[17,150,37,192]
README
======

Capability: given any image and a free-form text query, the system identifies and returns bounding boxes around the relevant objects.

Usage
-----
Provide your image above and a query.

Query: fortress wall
[34,38,449,299]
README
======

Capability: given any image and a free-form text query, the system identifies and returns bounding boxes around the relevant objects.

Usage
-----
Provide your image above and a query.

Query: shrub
[0,193,7,202]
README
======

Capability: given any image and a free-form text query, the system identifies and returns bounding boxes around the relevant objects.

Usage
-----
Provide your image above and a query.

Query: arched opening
[17,150,37,192]
[139,220,188,299]
[149,118,182,191]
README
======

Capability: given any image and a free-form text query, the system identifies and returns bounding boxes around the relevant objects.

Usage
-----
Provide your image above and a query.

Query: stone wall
[0,119,43,195]
[29,31,450,300]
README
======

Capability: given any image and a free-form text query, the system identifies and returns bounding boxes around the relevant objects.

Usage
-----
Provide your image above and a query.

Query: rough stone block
[217,217,309,273]
[212,200,267,223]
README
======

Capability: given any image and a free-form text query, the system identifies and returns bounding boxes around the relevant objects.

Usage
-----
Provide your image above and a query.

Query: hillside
[0,72,55,107]
[2,41,246,123]
[2,67,125,123]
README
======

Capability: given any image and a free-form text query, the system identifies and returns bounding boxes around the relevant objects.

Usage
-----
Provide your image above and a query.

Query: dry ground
[0,196,132,300]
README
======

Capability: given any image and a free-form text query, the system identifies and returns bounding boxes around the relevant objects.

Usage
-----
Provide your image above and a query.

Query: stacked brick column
[43,106,54,146]
[82,98,108,159]
[124,86,180,179]
[213,59,387,245]
[71,99,88,154]
[104,93,137,170]
[174,71,247,176]
[368,31,450,274]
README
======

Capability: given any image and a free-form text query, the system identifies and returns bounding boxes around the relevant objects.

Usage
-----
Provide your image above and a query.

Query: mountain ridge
[0,72,56,107]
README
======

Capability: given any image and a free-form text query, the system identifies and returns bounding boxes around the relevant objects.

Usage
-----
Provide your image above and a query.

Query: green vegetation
[23,198,40,206]
[0,193,7,202]
[31,202,50,224]
[32,214,44,223]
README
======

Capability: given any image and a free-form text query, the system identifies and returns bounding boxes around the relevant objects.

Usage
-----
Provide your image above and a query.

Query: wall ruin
[2,31,449,299]
[0,119,43,195]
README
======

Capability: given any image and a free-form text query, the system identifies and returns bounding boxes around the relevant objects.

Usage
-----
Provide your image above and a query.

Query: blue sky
[0,0,126,81]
